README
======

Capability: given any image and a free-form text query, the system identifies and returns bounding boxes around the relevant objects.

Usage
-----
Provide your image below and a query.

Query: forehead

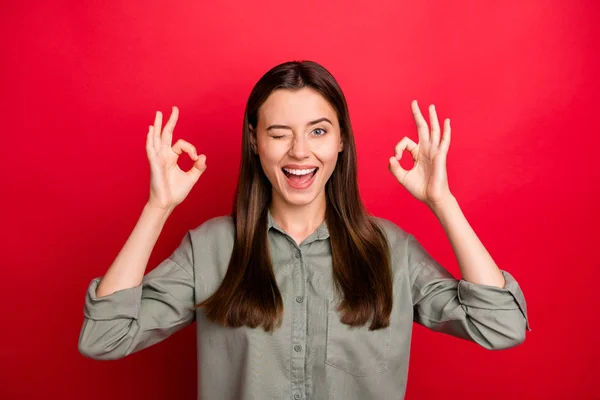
[258,87,338,126]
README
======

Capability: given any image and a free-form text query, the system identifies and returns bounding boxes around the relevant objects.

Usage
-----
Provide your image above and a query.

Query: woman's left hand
[388,100,453,210]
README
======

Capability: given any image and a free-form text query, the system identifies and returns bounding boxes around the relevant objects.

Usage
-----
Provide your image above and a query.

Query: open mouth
[282,167,319,189]
[282,167,318,177]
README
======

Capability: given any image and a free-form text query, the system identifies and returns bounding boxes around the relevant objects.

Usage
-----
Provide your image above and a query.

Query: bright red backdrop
[2,0,598,398]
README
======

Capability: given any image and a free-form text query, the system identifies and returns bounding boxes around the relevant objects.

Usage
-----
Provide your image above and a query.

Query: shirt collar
[267,208,330,241]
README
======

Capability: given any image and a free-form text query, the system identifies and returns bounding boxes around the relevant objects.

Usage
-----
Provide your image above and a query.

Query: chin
[268,166,330,207]
[276,183,324,207]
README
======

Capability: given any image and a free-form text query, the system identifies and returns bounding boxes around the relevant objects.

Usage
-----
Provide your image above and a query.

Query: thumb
[388,156,408,183]
[187,154,207,181]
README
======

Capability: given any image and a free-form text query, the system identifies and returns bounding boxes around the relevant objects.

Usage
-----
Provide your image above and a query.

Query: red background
[2,0,599,398]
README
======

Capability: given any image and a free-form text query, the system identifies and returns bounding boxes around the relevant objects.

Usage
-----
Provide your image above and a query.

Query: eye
[271,135,285,139]
[312,128,327,136]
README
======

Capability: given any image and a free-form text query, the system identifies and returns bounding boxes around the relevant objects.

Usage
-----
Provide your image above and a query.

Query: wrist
[143,202,174,220]
[427,193,458,217]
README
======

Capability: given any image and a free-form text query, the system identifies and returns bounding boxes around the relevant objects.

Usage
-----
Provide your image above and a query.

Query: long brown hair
[197,61,393,332]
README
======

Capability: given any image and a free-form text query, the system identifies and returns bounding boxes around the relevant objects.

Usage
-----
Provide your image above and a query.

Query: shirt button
[294,394,301,400]
[295,296,303,303]
[294,344,302,352]
[295,251,301,258]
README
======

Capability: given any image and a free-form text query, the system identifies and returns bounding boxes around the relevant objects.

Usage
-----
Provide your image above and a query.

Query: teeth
[283,167,317,176]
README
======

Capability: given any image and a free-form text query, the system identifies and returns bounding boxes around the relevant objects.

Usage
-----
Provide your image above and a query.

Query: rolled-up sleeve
[78,231,196,360]
[407,233,530,350]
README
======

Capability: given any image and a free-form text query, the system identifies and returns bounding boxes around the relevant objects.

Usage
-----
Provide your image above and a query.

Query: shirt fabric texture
[78,211,530,399]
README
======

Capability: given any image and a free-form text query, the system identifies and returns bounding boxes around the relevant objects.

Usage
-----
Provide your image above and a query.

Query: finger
[394,136,419,162]
[162,106,179,148]
[153,111,163,152]
[440,118,451,153]
[187,154,207,181]
[388,156,408,183]
[146,126,156,161]
[429,104,440,146]
[411,100,430,142]
[171,138,199,160]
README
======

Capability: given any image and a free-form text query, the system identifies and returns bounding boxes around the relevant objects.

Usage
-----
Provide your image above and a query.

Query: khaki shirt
[78,211,530,399]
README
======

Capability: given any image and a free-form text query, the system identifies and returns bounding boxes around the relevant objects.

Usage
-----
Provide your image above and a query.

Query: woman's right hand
[146,106,207,212]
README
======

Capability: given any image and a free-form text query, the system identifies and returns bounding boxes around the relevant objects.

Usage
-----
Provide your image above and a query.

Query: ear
[338,137,344,153]
[249,125,258,154]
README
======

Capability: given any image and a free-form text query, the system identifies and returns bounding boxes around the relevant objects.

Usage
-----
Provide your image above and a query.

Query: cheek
[257,144,286,172]
[316,147,341,170]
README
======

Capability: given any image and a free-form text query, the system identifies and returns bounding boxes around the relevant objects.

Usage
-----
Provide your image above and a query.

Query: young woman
[78,60,530,399]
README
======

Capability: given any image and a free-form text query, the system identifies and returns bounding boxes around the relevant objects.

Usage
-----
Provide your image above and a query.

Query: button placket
[290,244,306,400]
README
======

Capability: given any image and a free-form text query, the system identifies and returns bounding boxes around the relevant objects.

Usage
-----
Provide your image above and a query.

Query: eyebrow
[266,117,333,131]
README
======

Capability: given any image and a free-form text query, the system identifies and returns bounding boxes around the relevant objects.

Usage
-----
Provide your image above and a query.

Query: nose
[288,134,309,159]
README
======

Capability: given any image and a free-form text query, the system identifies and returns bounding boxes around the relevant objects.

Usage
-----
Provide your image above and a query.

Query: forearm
[95,203,172,297]
[429,195,505,288]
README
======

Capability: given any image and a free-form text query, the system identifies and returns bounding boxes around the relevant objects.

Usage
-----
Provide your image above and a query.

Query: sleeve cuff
[457,270,531,331]
[83,277,142,321]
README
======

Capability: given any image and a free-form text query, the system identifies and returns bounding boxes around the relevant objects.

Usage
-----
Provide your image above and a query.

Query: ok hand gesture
[146,106,207,211]
[388,100,453,209]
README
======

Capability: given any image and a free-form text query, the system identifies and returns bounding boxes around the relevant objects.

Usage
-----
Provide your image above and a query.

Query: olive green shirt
[78,211,530,399]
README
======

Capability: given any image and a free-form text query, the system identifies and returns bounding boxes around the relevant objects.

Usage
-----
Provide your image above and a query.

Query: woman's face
[252,87,344,208]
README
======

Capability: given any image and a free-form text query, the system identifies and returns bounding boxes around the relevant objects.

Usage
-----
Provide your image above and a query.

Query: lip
[282,164,318,170]
[282,167,318,190]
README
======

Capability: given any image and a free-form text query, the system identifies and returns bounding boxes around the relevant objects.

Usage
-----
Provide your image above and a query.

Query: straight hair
[197,61,393,332]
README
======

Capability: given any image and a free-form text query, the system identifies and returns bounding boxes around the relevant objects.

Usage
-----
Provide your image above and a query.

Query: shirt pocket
[324,298,392,377]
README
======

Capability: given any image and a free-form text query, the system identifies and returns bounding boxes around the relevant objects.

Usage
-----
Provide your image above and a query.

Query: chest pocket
[324,298,392,377]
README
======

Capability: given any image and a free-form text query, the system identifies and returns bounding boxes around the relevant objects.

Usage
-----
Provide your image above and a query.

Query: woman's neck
[269,192,326,241]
